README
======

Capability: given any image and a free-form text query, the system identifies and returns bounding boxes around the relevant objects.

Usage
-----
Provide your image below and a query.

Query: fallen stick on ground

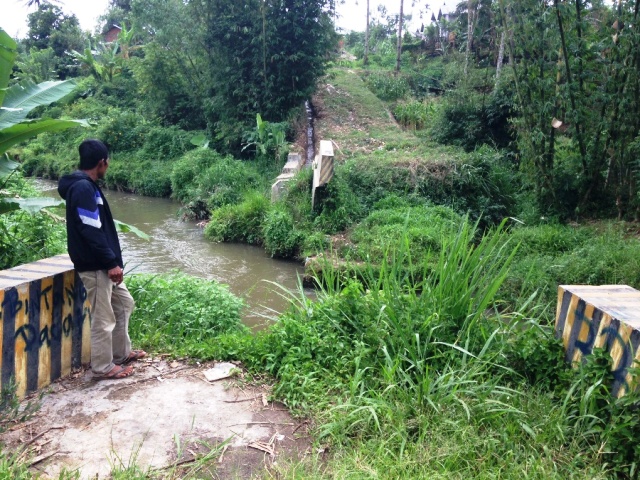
[227,422,294,427]
[248,442,275,456]
[218,444,229,463]
[21,426,64,449]
[29,450,59,467]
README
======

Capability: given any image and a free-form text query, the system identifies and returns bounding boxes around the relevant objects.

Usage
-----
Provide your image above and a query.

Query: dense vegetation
[4,0,640,478]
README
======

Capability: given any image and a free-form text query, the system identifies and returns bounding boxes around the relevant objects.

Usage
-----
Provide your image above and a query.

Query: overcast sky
[2,0,451,39]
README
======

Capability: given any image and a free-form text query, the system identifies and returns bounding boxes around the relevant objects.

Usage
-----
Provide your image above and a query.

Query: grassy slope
[313,68,464,165]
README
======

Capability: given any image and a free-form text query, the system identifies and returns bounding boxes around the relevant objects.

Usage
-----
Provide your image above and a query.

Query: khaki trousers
[79,270,134,374]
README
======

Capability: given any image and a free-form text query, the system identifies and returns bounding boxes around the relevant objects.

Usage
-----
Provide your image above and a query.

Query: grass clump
[347,203,462,262]
[228,218,635,478]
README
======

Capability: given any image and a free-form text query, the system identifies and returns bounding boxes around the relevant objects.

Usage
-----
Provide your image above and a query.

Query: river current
[34,179,307,329]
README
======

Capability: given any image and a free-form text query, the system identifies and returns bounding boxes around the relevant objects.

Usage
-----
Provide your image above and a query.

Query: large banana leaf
[14,197,64,214]
[0,199,19,214]
[0,29,17,104]
[0,118,89,156]
[0,80,78,130]
[114,219,150,240]
[0,197,63,215]
[0,155,18,178]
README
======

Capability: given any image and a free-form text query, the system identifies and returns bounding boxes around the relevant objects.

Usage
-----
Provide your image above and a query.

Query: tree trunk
[395,0,404,74]
[364,0,370,66]
[464,0,476,76]
[495,30,505,83]
[554,0,588,176]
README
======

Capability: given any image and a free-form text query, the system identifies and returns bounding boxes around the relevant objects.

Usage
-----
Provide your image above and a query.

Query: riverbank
[7,66,640,477]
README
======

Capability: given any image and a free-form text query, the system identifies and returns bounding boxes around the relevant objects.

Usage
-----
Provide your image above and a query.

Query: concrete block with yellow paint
[0,254,91,398]
[556,285,640,397]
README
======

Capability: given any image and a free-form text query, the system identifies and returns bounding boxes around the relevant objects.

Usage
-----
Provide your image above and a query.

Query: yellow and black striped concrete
[0,254,91,398]
[555,285,640,397]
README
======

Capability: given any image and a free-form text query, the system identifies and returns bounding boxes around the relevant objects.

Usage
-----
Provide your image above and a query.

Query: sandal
[92,364,134,381]
[117,349,147,365]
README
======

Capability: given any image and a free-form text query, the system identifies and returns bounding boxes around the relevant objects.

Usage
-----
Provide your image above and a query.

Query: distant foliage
[364,72,409,101]
[193,0,338,153]
[393,100,436,130]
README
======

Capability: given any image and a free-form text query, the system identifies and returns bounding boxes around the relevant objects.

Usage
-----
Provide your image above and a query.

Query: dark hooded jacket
[58,171,122,272]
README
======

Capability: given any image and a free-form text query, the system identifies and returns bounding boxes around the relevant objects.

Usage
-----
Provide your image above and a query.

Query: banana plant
[0,27,87,215]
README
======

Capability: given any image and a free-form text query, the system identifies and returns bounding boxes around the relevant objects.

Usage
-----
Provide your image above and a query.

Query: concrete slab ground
[0,358,310,479]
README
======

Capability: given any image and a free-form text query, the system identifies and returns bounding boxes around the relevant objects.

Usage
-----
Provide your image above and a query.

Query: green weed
[127,273,246,354]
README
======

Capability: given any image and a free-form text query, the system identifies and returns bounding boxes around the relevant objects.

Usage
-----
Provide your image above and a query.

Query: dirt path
[1,358,310,478]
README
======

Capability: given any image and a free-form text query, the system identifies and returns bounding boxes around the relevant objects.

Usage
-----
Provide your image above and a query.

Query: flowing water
[34,179,307,329]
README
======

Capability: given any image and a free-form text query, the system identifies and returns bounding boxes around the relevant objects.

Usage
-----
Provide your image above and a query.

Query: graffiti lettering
[14,311,88,352]
[1,294,23,318]
[40,285,53,310]
[601,325,632,393]
[570,306,634,395]
[573,306,598,355]
[1,280,89,354]
[65,287,74,306]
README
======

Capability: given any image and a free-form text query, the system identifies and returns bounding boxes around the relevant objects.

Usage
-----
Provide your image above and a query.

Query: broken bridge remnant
[311,140,334,209]
[271,153,304,202]
[0,254,91,398]
[556,284,640,397]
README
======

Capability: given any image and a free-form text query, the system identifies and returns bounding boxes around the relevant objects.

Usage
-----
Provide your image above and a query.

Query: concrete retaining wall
[0,254,90,398]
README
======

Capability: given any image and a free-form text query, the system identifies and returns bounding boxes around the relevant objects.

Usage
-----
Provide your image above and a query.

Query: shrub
[204,191,269,244]
[0,210,66,269]
[139,125,194,161]
[171,149,219,203]
[200,158,262,210]
[364,72,409,101]
[280,168,314,224]
[127,273,246,352]
[312,173,363,233]
[263,206,304,258]
[95,110,150,152]
[171,149,262,218]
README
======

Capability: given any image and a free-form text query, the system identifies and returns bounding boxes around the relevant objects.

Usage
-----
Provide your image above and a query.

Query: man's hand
[108,266,124,285]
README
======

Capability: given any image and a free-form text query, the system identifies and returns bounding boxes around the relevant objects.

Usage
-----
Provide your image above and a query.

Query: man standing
[58,139,146,380]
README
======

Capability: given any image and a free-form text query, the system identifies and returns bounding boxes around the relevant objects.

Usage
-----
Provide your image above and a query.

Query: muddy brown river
[35,179,307,329]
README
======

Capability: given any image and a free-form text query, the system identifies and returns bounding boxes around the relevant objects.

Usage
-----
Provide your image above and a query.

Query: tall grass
[238,216,621,477]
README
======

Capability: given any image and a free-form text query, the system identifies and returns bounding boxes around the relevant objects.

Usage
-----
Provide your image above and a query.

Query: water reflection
[34,179,307,329]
